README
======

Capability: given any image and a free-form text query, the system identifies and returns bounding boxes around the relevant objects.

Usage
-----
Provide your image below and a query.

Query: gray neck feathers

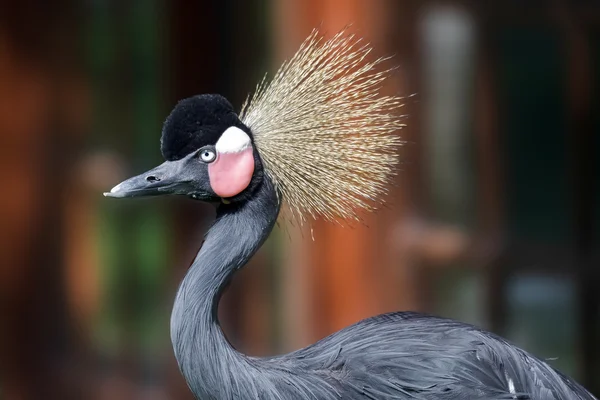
[170,176,280,399]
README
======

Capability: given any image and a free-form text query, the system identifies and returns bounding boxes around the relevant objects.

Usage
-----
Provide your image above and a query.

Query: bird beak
[104,160,188,198]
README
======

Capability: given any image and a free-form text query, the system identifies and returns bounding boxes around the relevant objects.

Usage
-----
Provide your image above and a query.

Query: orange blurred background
[1,0,599,399]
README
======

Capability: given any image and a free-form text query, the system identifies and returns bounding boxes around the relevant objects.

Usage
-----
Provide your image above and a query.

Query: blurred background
[1,0,599,398]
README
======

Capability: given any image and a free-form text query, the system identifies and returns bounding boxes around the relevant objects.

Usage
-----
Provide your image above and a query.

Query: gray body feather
[170,176,596,400]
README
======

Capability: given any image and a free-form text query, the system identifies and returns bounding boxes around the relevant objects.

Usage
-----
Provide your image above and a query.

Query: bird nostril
[146,175,161,183]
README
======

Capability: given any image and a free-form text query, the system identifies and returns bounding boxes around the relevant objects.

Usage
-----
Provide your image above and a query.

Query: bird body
[168,173,594,400]
[105,29,596,400]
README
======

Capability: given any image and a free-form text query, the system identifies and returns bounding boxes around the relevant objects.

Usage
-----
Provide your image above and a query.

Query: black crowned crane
[105,30,596,400]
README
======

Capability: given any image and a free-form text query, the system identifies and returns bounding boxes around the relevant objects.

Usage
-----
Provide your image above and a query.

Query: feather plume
[240,28,405,223]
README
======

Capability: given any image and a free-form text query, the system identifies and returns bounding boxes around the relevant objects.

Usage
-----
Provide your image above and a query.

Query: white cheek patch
[215,126,251,153]
[208,126,255,198]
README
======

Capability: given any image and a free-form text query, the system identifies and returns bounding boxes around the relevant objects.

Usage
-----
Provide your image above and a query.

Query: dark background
[0,0,598,399]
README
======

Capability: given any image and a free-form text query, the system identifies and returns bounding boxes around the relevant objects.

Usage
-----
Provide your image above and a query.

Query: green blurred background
[0,1,599,399]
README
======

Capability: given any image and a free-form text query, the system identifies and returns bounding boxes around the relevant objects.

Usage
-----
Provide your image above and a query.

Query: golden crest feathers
[240,29,405,223]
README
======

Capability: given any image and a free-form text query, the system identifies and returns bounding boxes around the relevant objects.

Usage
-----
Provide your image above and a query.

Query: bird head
[105,94,264,203]
[105,29,405,223]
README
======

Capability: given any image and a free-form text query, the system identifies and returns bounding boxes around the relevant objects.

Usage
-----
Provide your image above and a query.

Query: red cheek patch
[208,147,255,198]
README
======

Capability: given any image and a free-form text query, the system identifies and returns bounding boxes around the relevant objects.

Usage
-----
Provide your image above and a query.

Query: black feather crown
[160,94,250,161]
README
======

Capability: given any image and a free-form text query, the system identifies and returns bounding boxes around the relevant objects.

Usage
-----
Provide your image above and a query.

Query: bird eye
[199,148,216,163]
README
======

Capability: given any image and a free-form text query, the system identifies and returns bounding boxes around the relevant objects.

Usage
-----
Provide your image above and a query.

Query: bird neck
[170,175,280,399]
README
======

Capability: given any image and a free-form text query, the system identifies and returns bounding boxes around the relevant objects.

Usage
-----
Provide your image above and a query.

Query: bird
[105,29,596,400]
